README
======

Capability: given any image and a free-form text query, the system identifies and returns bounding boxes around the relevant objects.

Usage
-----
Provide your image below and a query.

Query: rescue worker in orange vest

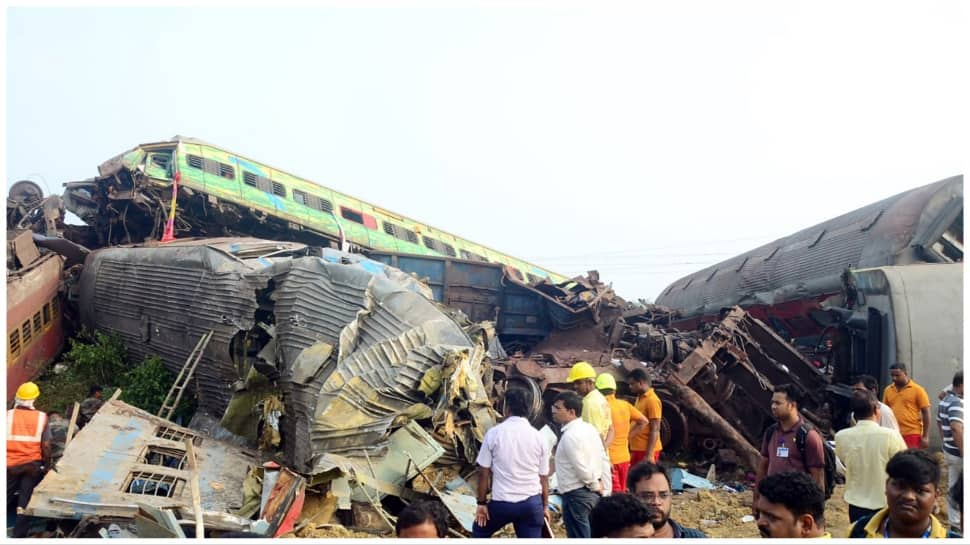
[7,382,52,538]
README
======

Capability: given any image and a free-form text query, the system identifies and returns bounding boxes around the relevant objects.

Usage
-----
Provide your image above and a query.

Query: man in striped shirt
[937,370,963,530]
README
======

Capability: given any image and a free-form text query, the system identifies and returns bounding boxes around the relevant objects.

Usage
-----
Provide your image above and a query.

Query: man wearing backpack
[753,384,826,515]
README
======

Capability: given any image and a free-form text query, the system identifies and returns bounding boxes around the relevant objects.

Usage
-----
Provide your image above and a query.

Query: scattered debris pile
[20,237,839,537]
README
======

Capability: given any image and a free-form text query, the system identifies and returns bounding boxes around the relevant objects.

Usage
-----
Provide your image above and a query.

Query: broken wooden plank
[184,438,204,539]
[64,401,80,448]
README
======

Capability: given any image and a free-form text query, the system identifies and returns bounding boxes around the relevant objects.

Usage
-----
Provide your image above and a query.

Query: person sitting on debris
[551,391,610,538]
[754,471,830,538]
[473,388,551,538]
[46,410,69,466]
[753,384,825,513]
[628,368,663,465]
[850,374,900,432]
[77,384,104,428]
[848,449,961,538]
[7,382,52,539]
[396,500,451,538]
[836,390,907,523]
[566,361,614,447]
[596,373,647,493]
[590,492,657,538]
[627,461,707,538]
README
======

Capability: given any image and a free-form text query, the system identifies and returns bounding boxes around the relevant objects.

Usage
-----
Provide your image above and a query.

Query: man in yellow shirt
[882,363,931,449]
[595,373,647,493]
[566,362,613,446]
[627,368,663,465]
[835,390,907,523]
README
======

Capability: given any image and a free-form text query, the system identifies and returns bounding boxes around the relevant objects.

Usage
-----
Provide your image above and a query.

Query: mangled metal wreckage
[74,237,498,471]
[54,237,841,534]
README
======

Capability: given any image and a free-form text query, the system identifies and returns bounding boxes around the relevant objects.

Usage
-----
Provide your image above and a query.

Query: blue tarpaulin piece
[670,468,715,491]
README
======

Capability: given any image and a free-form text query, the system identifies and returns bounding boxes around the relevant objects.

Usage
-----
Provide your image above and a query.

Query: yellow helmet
[15,382,40,400]
[566,361,596,383]
[595,373,617,391]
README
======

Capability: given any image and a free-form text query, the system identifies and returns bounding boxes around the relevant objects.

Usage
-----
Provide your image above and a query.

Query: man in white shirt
[850,374,900,432]
[552,390,609,538]
[473,389,551,538]
[835,390,907,523]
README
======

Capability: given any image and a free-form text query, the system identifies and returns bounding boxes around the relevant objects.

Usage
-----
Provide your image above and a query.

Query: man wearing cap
[567,361,613,447]
[7,382,52,538]
[596,373,647,493]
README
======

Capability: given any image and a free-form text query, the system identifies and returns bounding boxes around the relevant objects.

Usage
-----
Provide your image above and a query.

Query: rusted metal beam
[664,374,762,471]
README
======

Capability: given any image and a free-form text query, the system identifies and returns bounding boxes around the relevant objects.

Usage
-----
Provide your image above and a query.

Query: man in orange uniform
[882,363,931,449]
[595,373,647,493]
[628,368,663,465]
[7,382,52,538]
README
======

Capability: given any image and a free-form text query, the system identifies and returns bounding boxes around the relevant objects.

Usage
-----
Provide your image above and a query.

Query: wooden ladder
[158,330,213,421]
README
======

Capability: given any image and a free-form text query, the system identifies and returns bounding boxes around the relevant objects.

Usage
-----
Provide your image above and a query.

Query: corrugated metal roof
[656,176,963,318]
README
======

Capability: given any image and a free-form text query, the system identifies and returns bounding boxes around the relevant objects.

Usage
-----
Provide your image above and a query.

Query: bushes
[35,329,195,422]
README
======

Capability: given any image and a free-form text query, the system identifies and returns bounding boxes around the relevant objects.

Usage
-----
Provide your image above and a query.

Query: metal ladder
[158,330,213,421]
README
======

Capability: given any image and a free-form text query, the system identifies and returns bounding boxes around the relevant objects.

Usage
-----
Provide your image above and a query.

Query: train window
[42,303,51,326]
[123,471,185,497]
[341,207,364,224]
[32,312,42,334]
[441,243,457,257]
[460,250,487,262]
[219,163,235,180]
[150,154,171,171]
[202,159,220,176]
[405,230,418,244]
[423,236,439,251]
[382,221,419,244]
[292,189,308,206]
[316,197,333,214]
[9,330,20,356]
[382,221,397,237]
[271,182,286,197]
[51,296,59,314]
[243,171,258,187]
[22,321,31,344]
[187,154,204,170]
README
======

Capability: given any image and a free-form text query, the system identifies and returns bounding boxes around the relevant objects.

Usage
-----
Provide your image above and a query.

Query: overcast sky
[6,2,968,301]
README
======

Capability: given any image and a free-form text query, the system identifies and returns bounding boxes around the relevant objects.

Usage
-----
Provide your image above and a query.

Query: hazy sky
[6,2,968,301]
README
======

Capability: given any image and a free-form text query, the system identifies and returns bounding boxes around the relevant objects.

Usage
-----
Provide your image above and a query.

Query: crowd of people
[7,359,963,540]
[396,362,963,539]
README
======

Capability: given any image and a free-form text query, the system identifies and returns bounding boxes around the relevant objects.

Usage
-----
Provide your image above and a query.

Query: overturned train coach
[657,176,963,446]
[73,237,499,473]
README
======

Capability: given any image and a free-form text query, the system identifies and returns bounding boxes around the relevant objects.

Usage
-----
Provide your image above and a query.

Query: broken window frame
[123,470,186,498]
[140,445,188,470]
[154,425,203,446]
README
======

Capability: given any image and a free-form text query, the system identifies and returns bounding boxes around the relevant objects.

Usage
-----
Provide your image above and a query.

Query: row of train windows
[184,154,496,263]
[9,297,59,358]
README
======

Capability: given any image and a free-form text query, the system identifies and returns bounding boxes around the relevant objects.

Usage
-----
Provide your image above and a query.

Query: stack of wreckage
[23,237,838,537]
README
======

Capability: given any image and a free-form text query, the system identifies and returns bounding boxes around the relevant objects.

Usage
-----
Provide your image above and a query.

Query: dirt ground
[288,466,956,539]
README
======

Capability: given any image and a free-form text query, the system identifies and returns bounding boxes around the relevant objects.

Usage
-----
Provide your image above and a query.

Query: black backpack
[764,422,838,499]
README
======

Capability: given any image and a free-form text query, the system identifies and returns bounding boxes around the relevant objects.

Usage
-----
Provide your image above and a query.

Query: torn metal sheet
[347,421,444,502]
[25,399,258,522]
[437,491,477,532]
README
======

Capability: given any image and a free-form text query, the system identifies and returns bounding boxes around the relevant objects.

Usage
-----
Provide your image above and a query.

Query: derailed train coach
[657,176,963,445]
[73,237,500,473]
